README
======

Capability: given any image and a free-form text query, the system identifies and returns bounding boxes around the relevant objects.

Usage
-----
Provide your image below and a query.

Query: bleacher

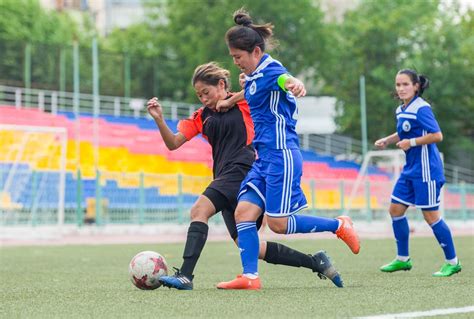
[0,105,408,215]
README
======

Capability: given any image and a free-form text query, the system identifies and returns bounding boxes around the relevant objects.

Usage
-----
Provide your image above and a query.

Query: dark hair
[397,69,430,97]
[192,62,231,90]
[225,8,275,53]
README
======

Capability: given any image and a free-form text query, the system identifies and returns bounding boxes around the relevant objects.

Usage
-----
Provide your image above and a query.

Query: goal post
[0,124,67,226]
[348,149,449,218]
[346,149,405,216]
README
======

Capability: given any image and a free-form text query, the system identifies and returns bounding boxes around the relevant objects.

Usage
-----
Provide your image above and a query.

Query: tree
[106,0,329,101]
[321,0,473,168]
[0,0,93,90]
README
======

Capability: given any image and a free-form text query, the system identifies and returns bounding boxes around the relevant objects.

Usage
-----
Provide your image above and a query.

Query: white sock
[243,273,258,279]
[396,255,410,262]
[336,220,342,230]
[447,257,458,265]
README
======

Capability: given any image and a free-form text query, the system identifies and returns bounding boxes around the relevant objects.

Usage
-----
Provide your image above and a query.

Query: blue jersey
[244,54,300,156]
[396,96,444,181]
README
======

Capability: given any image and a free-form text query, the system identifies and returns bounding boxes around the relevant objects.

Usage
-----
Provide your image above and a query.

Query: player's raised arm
[216,90,245,112]
[146,97,187,150]
[280,75,306,98]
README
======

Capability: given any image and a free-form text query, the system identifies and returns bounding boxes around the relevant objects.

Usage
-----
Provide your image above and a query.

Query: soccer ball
[129,251,168,290]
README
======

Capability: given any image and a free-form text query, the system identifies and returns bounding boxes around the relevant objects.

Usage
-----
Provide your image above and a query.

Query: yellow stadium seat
[0,192,22,209]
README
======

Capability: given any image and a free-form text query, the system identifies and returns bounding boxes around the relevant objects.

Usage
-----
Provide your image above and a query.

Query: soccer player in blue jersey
[147,62,344,290]
[216,9,360,290]
[374,69,461,277]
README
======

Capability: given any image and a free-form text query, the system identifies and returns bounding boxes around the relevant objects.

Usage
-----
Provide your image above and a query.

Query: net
[0,124,67,225]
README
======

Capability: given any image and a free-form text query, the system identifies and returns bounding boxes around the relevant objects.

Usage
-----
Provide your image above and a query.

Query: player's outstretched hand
[147,97,164,121]
[285,78,306,98]
[396,139,411,151]
[374,138,388,149]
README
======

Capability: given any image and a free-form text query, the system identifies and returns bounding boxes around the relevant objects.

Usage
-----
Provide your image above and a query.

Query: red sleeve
[177,108,203,141]
[236,100,254,145]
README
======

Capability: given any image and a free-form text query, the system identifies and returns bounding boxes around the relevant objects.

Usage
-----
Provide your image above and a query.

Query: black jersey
[177,99,255,178]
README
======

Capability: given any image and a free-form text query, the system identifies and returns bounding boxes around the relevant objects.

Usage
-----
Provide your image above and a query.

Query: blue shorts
[391,175,444,211]
[238,149,308,217]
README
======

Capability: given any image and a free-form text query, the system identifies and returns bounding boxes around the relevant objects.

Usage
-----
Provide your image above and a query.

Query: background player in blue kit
[217,9,360,290]
[374,69,461,277]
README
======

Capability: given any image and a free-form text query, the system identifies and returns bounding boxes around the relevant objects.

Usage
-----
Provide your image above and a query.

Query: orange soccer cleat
[216,275,262,290]
[335,216,360,254]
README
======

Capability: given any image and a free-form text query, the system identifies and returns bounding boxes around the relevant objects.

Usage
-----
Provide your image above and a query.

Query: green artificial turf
[1,236,472,318]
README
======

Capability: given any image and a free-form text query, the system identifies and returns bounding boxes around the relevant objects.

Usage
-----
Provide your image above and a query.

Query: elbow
[434,132,443,143]
[166,144,178,151]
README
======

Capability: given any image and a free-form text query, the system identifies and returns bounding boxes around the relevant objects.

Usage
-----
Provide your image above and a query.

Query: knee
[388,208,401,217]
[190,203,211,222]
[234,202,262,223]
[234,207,247,223]
[389,204,407,217]
[423,211,440,225]
[267,219,287,234]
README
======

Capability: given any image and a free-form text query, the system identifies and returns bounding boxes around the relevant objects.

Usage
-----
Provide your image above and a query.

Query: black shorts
[208,165,251,206]
[203,187,263,241]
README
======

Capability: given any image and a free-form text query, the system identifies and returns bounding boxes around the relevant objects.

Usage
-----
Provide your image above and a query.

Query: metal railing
[0,85,198,120]
[1,168,473,226]
[300,133,363,159]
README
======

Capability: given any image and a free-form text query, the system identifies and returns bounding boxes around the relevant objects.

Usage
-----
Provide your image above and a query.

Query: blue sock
[286,215,339,234]
[430,218,456,260]
[236,222,259,275]
[392,215,410,257]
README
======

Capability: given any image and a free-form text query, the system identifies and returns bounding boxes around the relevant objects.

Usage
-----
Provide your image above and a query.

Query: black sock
[180,221,209,279]
[263,241,314,270]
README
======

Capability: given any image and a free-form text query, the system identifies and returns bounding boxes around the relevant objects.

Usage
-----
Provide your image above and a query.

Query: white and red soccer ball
[129,251,168,290]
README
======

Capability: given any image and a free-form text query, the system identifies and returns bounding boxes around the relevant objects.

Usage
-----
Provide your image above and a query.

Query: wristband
[409,138,417,147]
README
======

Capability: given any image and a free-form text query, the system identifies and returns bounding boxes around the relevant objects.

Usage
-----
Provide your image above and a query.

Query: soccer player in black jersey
[147,62,342,290]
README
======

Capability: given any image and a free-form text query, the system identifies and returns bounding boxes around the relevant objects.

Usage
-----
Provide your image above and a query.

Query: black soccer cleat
[311,250,344,288]
[159,267,194,290]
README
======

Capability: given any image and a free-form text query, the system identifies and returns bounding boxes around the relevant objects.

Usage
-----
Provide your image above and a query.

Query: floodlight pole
[92,37,100,169]
[59,48,66,94]
[73,41,80,166]
[359,75,368,158]
[24,43,31,106]
[124,51,131,98]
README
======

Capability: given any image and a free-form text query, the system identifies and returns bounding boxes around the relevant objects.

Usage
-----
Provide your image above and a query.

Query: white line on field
[354,306,474,319]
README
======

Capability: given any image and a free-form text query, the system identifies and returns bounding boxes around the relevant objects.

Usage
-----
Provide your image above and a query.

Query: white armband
[409,138,417,147]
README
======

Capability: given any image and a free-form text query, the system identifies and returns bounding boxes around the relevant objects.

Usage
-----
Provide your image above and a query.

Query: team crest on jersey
[402,120,411,132]
[249,81,257,95]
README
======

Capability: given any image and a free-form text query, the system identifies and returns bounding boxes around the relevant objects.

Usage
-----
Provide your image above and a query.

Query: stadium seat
[0,106,400,211]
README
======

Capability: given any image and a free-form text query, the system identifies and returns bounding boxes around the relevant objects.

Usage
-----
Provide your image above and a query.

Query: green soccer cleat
[380,259,412,272]
[432,261,462,277]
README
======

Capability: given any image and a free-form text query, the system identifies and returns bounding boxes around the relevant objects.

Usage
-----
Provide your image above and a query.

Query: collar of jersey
[251,54,271,76]
[401,95,419,112]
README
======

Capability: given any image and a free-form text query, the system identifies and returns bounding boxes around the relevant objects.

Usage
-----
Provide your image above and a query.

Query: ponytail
[418,75,430,96]
[225,8,276,53]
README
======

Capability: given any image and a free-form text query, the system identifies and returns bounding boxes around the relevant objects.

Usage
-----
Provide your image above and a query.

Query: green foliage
[0,0,84,44]
[122,0,328,101]
[322,0,473,168]
[0,0,93,90]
